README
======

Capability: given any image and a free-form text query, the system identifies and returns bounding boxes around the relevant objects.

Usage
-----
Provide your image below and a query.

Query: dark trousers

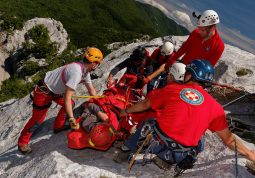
[124,119,204,164]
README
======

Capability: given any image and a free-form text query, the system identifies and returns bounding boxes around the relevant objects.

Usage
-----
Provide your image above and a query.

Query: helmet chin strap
[92,63,99,70]
[183,72,192,84]
[184,78,193,84]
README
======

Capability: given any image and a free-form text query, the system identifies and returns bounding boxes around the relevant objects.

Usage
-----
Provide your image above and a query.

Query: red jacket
[151,48,176,69]
[150,48,175,64]
[173,29,224,66]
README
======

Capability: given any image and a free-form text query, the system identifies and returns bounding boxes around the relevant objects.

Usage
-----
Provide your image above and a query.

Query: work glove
[68,117,80,130]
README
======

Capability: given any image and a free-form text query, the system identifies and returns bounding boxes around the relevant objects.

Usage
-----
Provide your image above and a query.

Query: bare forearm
[126,99,151,113]
[226,135,252,157]
[86,83,97,96]
[64,87,75,118]
[145,64,166,84]
[217,128,255,162]
[89,87,97,96]
[64,97,74,118]
[147,68,163,81]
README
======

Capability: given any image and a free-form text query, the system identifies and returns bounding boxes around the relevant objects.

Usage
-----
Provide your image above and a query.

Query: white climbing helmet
[197,10,220,27]
[161,41,174,55]
[169,62,186,82]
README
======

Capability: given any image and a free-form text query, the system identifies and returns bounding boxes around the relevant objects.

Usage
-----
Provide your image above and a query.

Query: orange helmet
[84,47,103,63]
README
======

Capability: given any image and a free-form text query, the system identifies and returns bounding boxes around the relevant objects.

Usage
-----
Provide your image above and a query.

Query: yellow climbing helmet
[84,47,103,63]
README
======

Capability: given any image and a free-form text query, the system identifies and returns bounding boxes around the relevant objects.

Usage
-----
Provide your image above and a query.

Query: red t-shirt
[147,82,228,146]
[150,48,175,66]
[172,29,224,66]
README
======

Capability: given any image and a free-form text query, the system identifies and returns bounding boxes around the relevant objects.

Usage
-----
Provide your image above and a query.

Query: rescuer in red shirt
[171,10,225,67]
[114,60,255,174]
[150,42,175,69]
[147,41,176,92]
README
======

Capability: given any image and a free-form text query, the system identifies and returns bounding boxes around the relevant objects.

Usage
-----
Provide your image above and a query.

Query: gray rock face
[0,36,254,178]
[0,32,7,44]
[0,18,69,85]
[0,50,10,86]
[107,35,151,51]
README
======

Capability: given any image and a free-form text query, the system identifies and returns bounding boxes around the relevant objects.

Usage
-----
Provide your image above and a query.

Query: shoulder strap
[73,62,83,69]
[155,49,162,62]
[61,65,68,84]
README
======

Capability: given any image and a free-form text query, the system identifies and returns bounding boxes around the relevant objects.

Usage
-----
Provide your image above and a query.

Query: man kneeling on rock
[18,47,104,154]
[115,59,255,174]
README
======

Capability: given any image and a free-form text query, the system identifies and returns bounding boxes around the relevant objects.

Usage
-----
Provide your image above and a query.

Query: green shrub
[21,61,41,77]
[0,77,33,102]
[31,71,45,83]
[236,68,253,77]
[14,25,58,79]
[21,25,57,59]
[27,24,50,43]
[0,14,23,32]
[0,0,189,49]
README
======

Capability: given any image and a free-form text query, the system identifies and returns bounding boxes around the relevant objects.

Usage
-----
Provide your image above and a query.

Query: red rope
[211,82,245,92]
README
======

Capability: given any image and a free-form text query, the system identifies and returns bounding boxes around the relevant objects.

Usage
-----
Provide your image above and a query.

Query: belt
[37,80,55,96]
[154,125,196,152]
[30,79,59,110]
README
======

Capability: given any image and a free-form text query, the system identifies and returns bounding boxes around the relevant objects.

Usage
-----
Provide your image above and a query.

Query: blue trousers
[147,73,167,93]
[124,120,205,164]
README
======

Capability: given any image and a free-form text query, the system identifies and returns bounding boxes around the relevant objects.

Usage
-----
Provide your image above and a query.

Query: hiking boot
[113,146,132,163]
[152,156,172,171]
[18,144,32,154]
[53,125,70,134]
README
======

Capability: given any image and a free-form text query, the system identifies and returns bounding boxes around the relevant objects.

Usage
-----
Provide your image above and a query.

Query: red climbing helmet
[88,123,116,148]
[67,123,116,151]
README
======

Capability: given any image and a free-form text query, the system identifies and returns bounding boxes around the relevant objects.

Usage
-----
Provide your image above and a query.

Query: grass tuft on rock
[236,68,253,77]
